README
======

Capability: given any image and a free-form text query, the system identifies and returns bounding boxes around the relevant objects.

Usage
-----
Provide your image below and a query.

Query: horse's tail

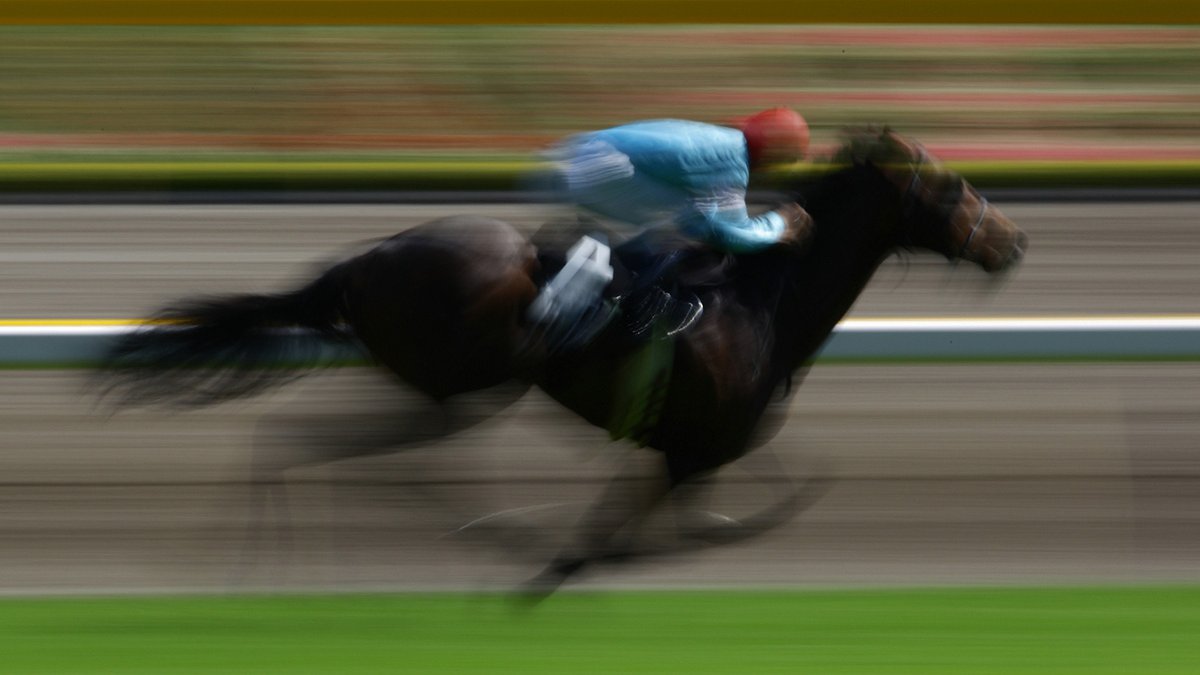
[96,259,355,408]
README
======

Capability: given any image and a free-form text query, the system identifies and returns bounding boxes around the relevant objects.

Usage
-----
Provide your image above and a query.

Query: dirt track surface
[1,201,1198,594]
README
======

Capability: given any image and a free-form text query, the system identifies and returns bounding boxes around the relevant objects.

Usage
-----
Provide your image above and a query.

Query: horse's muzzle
[993,229,1029,273]
[974,207,1029,274]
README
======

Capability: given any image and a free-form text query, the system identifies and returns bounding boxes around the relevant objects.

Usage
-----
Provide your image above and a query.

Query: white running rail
[1,316,1198,367]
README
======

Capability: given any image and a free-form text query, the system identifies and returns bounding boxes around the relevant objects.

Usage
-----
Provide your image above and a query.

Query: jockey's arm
[774,202,815,248]
[686,191,813,254]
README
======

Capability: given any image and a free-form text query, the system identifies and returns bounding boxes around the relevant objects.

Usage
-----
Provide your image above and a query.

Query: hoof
[514,557,587,606]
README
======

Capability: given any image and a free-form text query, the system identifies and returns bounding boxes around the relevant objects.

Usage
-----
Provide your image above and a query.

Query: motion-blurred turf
[2,587,1197,673]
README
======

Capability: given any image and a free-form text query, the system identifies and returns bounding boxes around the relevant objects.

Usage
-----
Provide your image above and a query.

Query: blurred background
[0,23,1198,604]
[2,25,1199,162]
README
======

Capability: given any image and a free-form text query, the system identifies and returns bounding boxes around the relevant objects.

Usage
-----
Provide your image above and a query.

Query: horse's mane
[828,126,914,167]
[739,131,906,305]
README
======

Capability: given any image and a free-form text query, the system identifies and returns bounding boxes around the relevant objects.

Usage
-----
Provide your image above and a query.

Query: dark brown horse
[98,128,1028,594]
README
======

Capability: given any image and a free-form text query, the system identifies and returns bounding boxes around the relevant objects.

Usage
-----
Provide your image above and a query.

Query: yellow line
[1,1,1198,25]
[0,319,166,327]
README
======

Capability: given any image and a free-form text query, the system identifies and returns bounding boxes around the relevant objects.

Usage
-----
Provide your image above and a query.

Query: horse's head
[833,127,1028,273]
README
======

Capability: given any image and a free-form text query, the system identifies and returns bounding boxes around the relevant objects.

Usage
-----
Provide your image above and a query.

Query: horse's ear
[870,124,897,157]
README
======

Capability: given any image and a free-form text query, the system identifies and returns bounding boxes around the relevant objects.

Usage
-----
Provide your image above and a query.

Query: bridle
[898,145,990,261]
[957,193,990,261]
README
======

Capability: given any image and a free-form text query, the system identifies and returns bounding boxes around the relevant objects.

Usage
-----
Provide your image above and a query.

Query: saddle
[532,226,731,349]
[532,226,734,446]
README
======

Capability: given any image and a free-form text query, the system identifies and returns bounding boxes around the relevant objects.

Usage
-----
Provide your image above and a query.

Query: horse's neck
[777,167,899,364]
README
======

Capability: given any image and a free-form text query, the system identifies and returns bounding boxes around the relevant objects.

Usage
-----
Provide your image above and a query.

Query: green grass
[2,587,1198,673]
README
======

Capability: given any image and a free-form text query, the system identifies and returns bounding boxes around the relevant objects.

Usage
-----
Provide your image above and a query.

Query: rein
[898,149,929,246]
[957,195,990,261]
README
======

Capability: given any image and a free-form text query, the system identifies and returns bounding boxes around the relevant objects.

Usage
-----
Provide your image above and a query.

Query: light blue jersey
[554,119,787,254]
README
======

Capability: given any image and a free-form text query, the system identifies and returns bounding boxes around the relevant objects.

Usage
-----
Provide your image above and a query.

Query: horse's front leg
[522,450,673,599]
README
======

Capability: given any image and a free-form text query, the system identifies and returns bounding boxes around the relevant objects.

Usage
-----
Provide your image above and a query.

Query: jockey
[529,107,815,351]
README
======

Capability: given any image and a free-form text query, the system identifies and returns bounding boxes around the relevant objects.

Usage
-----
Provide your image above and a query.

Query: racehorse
[98,128,1028,595]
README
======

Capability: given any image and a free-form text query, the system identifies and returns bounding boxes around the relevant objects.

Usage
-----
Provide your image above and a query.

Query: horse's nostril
[999,232,1029,270]
[1007,231,1029,261]
[1016,231,1030,253]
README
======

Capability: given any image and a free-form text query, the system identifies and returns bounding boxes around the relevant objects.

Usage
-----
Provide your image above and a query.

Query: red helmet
[738,108,810,167]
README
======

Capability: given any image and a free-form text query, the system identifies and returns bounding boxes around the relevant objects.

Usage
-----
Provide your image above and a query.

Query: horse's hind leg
[236,377,531,581]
